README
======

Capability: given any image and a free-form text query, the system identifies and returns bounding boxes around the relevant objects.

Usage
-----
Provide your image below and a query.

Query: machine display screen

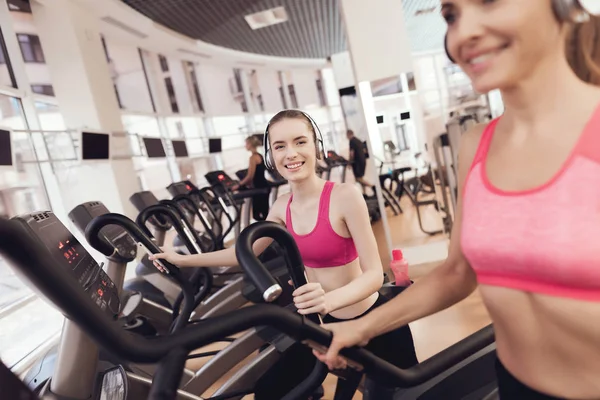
[143,138,166,158]
[82,132,110,160]
[39,220,86,270]
[0,129,13,166]
[172,140,188,158]
[17,212,120,317]
[209,138,222,154]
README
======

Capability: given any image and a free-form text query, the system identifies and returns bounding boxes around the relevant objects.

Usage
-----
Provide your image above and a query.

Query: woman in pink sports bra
[313,2,600,400]
[150,109,418,399]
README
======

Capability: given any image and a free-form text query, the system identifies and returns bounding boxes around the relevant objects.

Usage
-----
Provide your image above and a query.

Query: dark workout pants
[496,358,566,400]
[254,293,418,400]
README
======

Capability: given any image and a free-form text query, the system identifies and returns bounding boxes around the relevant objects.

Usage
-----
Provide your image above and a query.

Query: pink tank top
[461,109,600,301]
[286,181,359,268]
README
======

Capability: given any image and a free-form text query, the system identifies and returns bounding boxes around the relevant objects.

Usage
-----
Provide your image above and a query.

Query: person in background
[232,135,270,221]
[346,129,373,191]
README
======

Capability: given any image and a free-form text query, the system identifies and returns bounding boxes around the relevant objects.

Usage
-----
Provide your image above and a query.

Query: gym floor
[186,194,492,399]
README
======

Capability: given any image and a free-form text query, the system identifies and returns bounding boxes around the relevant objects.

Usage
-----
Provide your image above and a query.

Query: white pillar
[337,0,416,258]
[240,70,256,133]
[31,0,140,218]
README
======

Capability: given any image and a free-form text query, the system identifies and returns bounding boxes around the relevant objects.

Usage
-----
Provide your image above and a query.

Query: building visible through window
[185,61,204,113]
[31,84,54,96]
[17,34,45,63]
[164,77,179,113]
[316,79,326,107]
[279,87,287,108]
[288,84,298,108]
[256,94,264,112]
[159,54,169,72]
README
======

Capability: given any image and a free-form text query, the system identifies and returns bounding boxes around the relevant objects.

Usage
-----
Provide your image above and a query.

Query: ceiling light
[245,6,288,30]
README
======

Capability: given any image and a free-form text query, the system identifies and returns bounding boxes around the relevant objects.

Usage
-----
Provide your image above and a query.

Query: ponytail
[566,14,600,85]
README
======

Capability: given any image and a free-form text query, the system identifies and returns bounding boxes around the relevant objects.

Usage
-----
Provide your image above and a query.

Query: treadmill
[0,218,500,400]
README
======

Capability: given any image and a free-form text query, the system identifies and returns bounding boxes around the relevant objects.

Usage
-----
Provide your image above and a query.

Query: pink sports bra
[286,181,359,268]
[461,109,600,301]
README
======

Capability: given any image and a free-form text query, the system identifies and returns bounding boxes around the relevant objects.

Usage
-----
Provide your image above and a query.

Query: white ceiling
[120,0,447,59]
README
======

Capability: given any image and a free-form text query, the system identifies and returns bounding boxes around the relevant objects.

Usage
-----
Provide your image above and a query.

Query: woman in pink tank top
[151,109,418,399]
[313,2,600,400]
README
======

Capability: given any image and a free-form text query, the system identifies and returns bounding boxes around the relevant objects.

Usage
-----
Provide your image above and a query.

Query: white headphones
[553,0,600,23]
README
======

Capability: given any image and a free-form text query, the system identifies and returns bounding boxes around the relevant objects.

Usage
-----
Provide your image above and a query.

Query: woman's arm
[237,154,259,187]
[149,193,289,268]
[322,183,385,313]
[315,124,486,368]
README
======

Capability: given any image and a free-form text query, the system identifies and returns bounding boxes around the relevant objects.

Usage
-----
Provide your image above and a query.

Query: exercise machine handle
[235,221,325,324]
[171,194,217,252]
[0,218,496,396]
[85,212,193,332]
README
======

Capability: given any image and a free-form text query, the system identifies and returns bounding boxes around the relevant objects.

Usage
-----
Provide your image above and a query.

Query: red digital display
[60,239,79,264]
[218,174,225,181]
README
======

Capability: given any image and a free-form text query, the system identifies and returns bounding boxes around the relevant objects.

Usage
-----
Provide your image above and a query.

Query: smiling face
[268,117,318,182]
[443,0,567,93]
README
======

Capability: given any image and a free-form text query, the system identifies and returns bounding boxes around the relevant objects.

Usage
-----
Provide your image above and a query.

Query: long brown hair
[566,14,600,85]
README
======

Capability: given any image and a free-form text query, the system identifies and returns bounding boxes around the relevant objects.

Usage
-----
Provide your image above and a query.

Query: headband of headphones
[263,110,326,171]
[444,0,600,63]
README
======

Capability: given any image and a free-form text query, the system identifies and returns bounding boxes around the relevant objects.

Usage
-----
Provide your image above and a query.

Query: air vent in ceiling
[177,48,212,59]
[244,6,288,30]
[237,61,266,67]
[101,16,149,39]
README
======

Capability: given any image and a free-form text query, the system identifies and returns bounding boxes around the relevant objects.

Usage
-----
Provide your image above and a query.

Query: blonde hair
[246,135,261,148]
[566,14,600,85]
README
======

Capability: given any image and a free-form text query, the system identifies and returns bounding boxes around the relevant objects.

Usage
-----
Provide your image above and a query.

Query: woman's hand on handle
[293,282,331,315]
[149,249,188,268]
[312,320,371,370]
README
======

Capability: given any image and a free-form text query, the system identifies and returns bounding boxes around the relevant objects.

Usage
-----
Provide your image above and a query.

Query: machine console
[11,211,120,318]
[69,202,137,261]
[166,180,197,197]
[129,191,170,229]
[204,170,238,190]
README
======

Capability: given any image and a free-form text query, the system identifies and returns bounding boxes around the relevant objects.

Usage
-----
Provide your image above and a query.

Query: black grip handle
[235,222,286,304]
[172,194,217,252]
[136,204,197,255]
[86,213,179,276]
[0,217,497,393]
[235,221,323,324]
[196,187,238,241]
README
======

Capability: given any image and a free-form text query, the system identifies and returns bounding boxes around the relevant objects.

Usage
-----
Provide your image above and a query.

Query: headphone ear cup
[552,0,592,22]
[268,150,275,170]
[552,0,572,21]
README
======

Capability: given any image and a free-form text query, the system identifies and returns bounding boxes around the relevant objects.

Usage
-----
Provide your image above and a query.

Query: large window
[17,34,44,63]
[0,26,16,88]
[0,94,62,369]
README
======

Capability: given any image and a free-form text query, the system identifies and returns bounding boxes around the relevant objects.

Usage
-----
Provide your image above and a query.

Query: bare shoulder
[268,192,292,222]
[458,123,488,171]
[331,182,365,208]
